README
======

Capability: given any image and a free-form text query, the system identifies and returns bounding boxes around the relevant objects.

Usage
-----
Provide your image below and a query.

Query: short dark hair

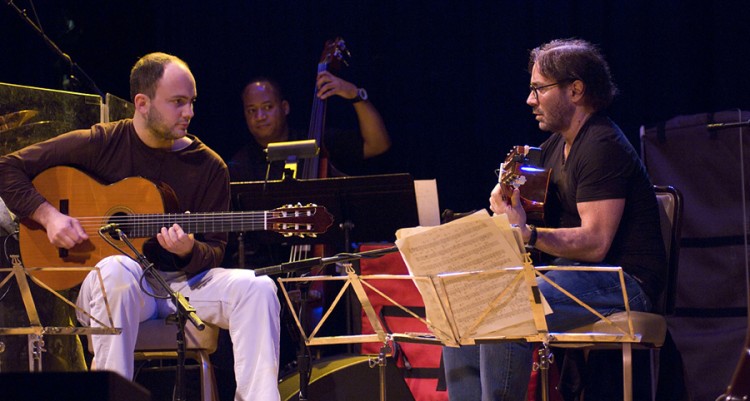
[129,52,189,102]
[529,39,618,112]
[242,76,285,102]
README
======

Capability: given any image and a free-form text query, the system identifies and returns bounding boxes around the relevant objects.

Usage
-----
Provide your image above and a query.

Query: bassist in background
[0,52,282,401]
[227,71,391,182]
[442,39,667,401]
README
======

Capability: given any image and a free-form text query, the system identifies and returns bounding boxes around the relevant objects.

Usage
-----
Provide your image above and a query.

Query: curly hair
[529,39,618,112]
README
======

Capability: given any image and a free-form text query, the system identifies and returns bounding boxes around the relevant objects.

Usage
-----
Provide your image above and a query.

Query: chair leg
[195,350,218,401]
[623,343,633,401]
[649,349,659,401]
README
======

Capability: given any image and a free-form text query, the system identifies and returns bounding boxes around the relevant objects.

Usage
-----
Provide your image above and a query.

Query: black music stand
[230,173,419,253]
[231,173,419,400]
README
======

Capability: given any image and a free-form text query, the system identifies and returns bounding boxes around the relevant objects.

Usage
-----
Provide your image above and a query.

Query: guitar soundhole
[104,212,132,239]
[59,199,69,257]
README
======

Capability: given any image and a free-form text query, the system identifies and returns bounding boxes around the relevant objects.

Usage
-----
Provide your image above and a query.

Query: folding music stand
[0,253,121,372]
[234,175,419,400]
[278,252,646,401]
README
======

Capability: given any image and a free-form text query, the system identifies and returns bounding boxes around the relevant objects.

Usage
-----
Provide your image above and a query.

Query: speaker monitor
[0,371,151,401]
[279,355,415,401]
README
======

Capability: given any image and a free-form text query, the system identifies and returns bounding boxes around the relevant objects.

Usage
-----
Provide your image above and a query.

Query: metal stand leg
[533,343,555,401]
[369,341,392,401]
[27,333,44,372]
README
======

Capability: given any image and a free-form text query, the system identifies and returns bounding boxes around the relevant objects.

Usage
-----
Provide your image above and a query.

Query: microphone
[99,223,120,239]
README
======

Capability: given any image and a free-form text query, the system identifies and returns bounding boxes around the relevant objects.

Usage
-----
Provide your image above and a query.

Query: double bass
[288,37,350,401]
[288,37,349,263]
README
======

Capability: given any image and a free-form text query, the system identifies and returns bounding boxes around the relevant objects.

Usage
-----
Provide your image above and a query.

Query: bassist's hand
[316,71,358,100]
[32,202,89,249]
[489,184,527,226]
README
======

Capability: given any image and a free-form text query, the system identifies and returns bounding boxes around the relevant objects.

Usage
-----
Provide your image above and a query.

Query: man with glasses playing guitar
[442,39,667,401]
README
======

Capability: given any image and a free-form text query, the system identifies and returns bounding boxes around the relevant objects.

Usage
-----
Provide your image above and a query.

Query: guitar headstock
[269,204,334,237]
[497,146,550,225]
[499,145,546,190]
[319,37,350,71]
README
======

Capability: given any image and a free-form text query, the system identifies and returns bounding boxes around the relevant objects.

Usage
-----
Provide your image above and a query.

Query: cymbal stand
[5,0,104,97]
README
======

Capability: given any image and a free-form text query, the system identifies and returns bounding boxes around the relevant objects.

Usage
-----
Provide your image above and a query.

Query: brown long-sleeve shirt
[0,119,230,275]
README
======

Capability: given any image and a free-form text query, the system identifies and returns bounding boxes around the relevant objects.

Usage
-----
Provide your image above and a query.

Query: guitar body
[517,167,551,226]
[20,166,168,289]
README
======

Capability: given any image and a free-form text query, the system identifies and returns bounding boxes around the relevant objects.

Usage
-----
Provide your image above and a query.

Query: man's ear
[569,80,586,102]
[282,100,290,116]
[134,93,150,113]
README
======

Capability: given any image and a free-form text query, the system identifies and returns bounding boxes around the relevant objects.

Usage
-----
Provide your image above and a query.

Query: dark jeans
[443,265,651,401]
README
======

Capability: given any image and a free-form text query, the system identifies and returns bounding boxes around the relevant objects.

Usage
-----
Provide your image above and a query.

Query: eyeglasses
[529,82,562,101]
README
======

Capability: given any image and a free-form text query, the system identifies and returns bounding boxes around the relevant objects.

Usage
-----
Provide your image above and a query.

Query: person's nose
[526,91,537,107]
[184,104,194,119]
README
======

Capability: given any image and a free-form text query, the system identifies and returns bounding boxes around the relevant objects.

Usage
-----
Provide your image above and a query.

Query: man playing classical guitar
[442,39,667,400]
[0,52,281,401]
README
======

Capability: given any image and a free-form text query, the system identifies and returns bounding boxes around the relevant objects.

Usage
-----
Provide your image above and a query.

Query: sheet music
[396,211,523,275]
[395,211,543,345]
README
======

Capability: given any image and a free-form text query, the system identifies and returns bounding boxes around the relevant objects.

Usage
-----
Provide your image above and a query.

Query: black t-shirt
[539,114,667,301]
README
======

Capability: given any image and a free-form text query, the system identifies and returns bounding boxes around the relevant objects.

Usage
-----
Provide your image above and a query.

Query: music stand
[278,262,404,401]
[0,254,121,372]
[230,173,420,252]
[276,255,549,401]
[233,174,418,400]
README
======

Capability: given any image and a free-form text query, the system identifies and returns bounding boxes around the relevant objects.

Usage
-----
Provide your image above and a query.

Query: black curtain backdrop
[2,0,750,215]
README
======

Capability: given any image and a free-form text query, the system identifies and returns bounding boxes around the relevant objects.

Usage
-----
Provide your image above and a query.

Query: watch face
[358,88,368,101]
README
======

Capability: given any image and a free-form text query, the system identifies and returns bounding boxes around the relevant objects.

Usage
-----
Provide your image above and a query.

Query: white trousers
[76,255,281,401]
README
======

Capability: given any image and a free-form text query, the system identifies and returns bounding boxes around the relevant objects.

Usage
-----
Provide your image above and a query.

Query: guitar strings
[70,210,321,234]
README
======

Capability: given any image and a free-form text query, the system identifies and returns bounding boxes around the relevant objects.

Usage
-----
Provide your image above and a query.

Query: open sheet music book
[395,211,550,346]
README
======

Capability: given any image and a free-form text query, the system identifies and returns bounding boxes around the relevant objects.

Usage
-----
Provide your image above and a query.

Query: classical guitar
[19,166,334,290]
[498,145,551,226]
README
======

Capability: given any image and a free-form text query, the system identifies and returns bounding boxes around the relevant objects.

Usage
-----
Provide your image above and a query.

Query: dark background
[2,0,750,216]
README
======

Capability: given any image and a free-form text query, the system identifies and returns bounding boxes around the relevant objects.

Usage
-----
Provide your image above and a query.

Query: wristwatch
[525,224,538,250]
[352,87,368,103]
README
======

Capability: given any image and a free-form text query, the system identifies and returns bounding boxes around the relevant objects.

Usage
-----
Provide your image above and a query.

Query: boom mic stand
[6,0,104,97]
[101,225,205,401]
[255,246,400,401]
